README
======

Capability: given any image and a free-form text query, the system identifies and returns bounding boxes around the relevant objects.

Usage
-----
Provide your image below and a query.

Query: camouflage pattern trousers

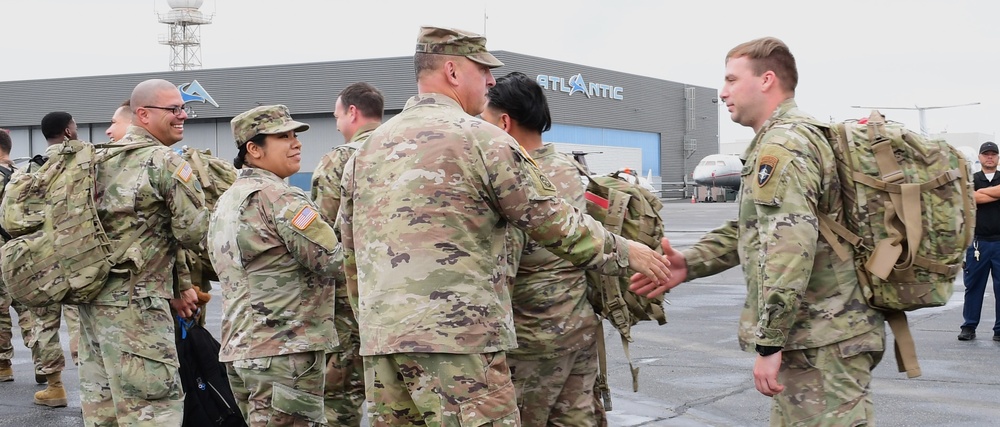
[64,305,80,366]
[508,338,602,427]
[771,329,885,427]
[365,351,520,427]
[324,296,364,427]
[226,350,328,426]
[0,288,65,375]
[78,297,183,426]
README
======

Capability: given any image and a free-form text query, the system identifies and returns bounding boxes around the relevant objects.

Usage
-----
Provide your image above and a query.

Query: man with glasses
[77,78,209,425]
[959,141,1000,341]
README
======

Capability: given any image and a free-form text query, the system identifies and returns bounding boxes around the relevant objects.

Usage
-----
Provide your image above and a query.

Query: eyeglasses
[142,105,185,116]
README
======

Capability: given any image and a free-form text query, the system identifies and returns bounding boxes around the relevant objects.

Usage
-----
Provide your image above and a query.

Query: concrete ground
[0,201,997,426]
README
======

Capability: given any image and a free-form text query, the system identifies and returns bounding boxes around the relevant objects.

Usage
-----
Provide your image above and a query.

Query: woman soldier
[209,104,341,426]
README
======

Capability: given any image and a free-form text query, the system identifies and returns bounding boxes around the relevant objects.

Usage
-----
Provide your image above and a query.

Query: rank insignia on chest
[757,155,779,187]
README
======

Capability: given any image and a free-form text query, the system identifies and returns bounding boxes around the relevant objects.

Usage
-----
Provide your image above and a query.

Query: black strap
[29,155,47,167]
[0,165,12,242]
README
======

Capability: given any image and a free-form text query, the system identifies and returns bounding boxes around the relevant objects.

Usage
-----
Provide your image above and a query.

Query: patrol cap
[414,26,504,68]
[980,141,998,154]
[231,105,310,147]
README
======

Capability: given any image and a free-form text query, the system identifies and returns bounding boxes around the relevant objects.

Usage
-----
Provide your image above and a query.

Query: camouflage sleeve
[156,149,210,252]
[486,137,629,276]
[339,155,358,299]
[269,189,341,278]
[311,149,350,224]
[681,219,741,280]
[751,129,822,347]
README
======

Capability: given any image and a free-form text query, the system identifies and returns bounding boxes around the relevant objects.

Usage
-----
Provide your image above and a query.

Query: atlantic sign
[536,73,623,101]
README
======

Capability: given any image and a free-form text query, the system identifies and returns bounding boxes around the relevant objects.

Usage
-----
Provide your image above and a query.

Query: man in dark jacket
[960,141,1000,341]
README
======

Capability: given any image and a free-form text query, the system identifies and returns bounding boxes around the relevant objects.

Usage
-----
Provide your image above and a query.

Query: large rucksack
[575,167,667,410]
[0,140,155,306]
[175,147,236,289]
[804,110,974,378]
[176,315,247,427]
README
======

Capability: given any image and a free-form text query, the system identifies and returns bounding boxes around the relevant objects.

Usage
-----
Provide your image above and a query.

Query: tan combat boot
[0,360,12,382]
[33,372,67,407]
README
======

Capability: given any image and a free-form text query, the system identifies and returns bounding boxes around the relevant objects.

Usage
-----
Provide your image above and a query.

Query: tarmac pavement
[0,200,998,426]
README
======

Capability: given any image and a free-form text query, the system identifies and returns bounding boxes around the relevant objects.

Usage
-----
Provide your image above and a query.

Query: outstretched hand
[626,240,672,293]
[630,237,687,298]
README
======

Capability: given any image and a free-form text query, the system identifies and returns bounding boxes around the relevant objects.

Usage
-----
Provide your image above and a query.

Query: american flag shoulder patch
[176,162,193,183]
[291,205,319,230]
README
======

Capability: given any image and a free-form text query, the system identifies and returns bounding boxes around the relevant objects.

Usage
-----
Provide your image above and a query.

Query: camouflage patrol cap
[414,26,504,68]
[231,105,310,147]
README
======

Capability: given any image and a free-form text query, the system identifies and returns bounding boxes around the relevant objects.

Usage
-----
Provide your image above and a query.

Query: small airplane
[692,153,742,191]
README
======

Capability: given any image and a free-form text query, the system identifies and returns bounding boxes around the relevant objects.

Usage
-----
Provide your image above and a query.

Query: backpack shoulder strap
[0,165,12,242]
[0,164,12,184]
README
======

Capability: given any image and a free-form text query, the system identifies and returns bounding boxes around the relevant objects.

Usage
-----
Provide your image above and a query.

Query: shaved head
[130,79,180,114]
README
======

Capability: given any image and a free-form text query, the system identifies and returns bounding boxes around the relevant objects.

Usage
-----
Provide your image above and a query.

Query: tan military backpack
[0,140,155,306]
[573,164,668,410]
[798,111,974,378]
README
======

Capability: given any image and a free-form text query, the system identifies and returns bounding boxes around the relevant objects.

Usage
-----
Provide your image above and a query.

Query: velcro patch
[176,162,193,183]
[291,206,319,230]
[757,155,778,187]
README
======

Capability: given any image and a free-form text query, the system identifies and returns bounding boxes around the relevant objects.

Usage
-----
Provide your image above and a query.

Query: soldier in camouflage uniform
[211,104,342,427]
[632,38,885,426]
[482,71,604,427]
[311,82,383,427]
[78,79,210,426]
[105,99,132,142]
[0,128,65,397]
[339,26,672,426]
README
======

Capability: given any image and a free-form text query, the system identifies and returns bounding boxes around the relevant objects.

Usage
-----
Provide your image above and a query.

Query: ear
[246,141,264,159]
[443,60,460,86]
[498,113,512,132]
[347,105,359,123]
[760,70,777,93]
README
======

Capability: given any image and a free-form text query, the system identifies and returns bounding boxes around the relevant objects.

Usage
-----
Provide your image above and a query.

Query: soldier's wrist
[755,345,782,357]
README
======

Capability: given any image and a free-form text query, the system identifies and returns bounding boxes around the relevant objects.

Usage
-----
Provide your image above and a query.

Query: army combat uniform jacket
[340,93,631,356]
[92,126,210,306]
[311,123,377,345]
[209,168,341,362]
[683,100,883,351]
[508,144,600,359]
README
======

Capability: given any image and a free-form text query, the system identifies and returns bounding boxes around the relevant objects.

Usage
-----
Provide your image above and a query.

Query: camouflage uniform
[0,256,67,379]
[340,87,632,425]
[78,125,210,426]
[211,105,341,426]
[310,121,377,427]
[682,100,885,426]
[10,156,71,373]
[506,144,603,427]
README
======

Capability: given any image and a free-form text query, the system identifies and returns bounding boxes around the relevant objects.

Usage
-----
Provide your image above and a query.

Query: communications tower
[158,0,213,71]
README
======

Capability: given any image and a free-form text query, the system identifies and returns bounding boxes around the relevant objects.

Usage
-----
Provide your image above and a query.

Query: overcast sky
[1,0,996,146]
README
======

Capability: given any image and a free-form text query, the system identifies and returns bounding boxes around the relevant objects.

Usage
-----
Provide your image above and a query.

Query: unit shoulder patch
[757,155,778,187]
